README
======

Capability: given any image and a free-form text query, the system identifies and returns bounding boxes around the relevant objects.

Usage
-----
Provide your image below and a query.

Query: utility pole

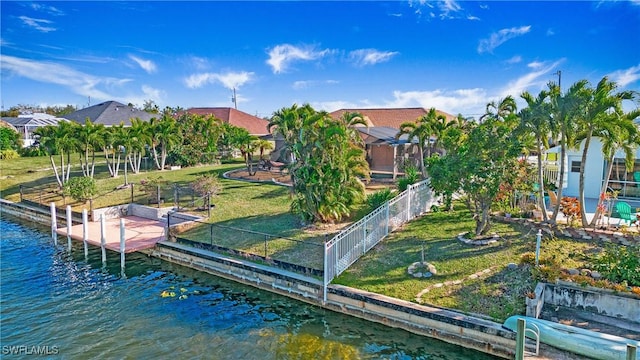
[231,88,237,110]
[553,70,561,93]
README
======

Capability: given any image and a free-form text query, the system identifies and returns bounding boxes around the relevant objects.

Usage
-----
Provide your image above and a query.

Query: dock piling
[50,202,57,245]
[66,205,72,252]
[100,214,107,264]
[515,318,525,360]
[82,209,89,258]
[120,218,126,271]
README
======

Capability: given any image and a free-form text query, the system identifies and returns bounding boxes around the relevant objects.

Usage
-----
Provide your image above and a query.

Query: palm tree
[589,108,640,226]
[75,118,105,178]
[574,77,637,226]
[34,121,76,187]
[336,111,367,145]
[255,139,274,161]
[548,80,589,223]
[518,89,552,221]
[268,103,316,163]
[127,118,151,173]
[150,111,181,170]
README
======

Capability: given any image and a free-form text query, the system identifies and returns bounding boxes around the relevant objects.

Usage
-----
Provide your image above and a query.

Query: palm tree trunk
[578,132,593,226]
[60,151,65,185]
[551,138,566,223]
[104,150,114,177]
[90,150,96,178]
[536,138,548,221]
[590,154,615,227]
[418,145,426,177]
[50,155,63,187]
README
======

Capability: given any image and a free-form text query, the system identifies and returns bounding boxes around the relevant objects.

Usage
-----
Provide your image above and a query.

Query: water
[0,217,497,359]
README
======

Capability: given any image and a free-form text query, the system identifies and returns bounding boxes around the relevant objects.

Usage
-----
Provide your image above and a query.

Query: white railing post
[120,218,126,272]
[100,214,107,264]
[66,205,72,252]
[82,209,88,258]
[385,202,390,236]
[50,202,57,245]
[323,240,329,304]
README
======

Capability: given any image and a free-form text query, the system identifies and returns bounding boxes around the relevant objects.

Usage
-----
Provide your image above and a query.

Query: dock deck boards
[55,216,165,253]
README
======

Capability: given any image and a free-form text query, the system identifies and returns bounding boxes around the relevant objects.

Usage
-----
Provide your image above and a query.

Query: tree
[63,176,97,204]
[518,89,552,221]
[34,121,76,187]
[75,118,105,178]
[192,173,223,212]
[548,80,590,223]
[150,110,181,170]
[589,108,640,226]
[228,126,258,175]
[289,110,369,223]
[574,77,637,226]
[255,139,274,160]
[0,127,22,150]
[397,108,444,177]
[268,103,315,163]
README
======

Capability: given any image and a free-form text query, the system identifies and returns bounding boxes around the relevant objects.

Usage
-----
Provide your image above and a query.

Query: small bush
[0,149,20,160]
[20,145,48,157]
[593,244,640,286]
[63,176,97,203]
[397,166,420,192]
[366,188,396,211]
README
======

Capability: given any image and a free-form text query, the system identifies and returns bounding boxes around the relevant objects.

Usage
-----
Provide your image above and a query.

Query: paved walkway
[55,216,165,253]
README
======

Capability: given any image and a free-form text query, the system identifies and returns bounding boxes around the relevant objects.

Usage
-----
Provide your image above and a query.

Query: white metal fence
[323,179,438,301]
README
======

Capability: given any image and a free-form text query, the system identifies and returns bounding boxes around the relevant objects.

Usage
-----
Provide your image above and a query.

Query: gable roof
[62,101,156,126]
[2,113,66,127]
[185,107,270,136]
[330,108,455,129]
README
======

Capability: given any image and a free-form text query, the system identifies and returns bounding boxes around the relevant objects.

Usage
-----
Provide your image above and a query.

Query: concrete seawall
[151,241,517,359]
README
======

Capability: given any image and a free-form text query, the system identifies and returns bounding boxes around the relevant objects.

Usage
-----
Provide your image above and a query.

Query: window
[571,161,581,173]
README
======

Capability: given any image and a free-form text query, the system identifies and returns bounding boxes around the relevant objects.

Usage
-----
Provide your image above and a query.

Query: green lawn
[333,203,599,322]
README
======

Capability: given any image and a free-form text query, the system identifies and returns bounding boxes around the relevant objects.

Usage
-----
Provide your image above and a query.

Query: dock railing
[323,178,437,302]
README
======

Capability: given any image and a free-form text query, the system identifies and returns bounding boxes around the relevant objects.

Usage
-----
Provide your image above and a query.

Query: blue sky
[1,1,639,119]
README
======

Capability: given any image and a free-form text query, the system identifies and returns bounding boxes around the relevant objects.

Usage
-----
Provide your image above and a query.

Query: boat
[503,315,639,360]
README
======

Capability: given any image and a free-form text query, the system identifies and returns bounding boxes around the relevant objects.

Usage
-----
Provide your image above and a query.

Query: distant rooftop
[62,101,157,126]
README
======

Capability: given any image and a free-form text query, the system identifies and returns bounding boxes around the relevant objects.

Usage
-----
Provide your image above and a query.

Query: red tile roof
[185,107,270,135]
[329,108,455,129]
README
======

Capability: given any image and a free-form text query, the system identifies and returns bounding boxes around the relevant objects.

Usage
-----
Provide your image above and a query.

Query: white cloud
[439,0,462,19]
[292,79,339,90]
[546,28,555,36]
[386,88,488,116]
[467,15,481,21]
[499,59,564,98]
[129,55,157,74]
[608,64,640,88]
[506,55,522,64]
[349,49,399,66]
[0,55,131,100]
[19,16,56,32]
[477,25,531,54]
[266,44,331,74]
[184,70,254,90]
[30,3,64,16]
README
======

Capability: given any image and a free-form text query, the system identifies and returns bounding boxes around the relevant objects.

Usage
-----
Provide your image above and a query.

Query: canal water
[0,217,497,359]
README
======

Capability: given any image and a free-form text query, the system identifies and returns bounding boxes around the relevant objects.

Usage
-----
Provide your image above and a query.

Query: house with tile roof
[62,101,157,126]
[184,107,270,136]
[329,108,456,179]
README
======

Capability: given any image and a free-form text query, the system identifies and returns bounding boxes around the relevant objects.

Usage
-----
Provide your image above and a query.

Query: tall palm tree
[150,111,181,170]
[75,118,105,178]
[127,118,151,173]
[518,89,552,221]
[548,80,591,222]
[589,108,640,226]
[574,77,637,226]
[397,109,445,177]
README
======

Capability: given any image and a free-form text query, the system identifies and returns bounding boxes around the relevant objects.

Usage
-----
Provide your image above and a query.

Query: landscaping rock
[591,271,602,280]
[507,263,518,270]
[567,268,580,276]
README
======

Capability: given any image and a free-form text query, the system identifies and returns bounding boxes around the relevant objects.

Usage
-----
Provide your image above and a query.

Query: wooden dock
[55,216,165,253]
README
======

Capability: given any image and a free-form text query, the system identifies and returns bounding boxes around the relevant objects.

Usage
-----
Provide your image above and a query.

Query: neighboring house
[545,138,640,200]
[184,107,270,137]
[1,113,67,147]
[329,108,456,178]
[62,101,156,126]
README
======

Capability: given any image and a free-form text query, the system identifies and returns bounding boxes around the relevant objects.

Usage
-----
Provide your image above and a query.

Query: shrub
[593,244,640,286]
[20,145,47,157]
[0,149,20,160]
[63,176,97,203]
[366,188,396,211]
[397,166,420,192]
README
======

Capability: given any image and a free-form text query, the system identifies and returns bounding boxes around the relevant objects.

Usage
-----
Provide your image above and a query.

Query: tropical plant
[397,108,445,177]
[574,77,638,226]
[593,244,640,286]
[150,109,181,170]
[255,139,274,161]
[192,173,223,210]
[518,89,552,220]
[0,127,22,150]
[366,188,397,211]
[33,121,76,187]
[397,165,420,192]
[75,118,106,178]
[63,176,97,203]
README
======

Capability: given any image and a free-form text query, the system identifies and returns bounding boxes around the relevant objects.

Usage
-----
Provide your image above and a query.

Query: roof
[62,101,157,126]
[2,114,66,127]
[356,126,419,145]
[330,108,455,129]
[185,107,270,136]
